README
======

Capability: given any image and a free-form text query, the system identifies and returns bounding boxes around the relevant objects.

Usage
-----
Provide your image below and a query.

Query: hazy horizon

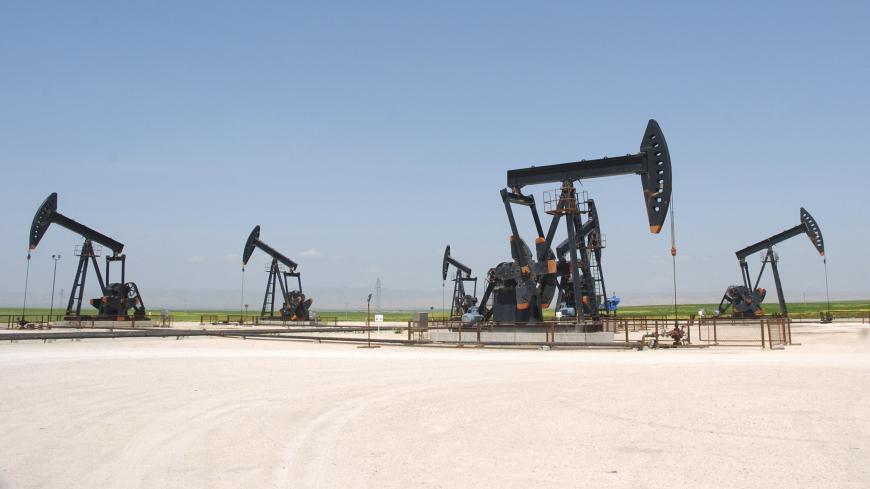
[2,285,864,313]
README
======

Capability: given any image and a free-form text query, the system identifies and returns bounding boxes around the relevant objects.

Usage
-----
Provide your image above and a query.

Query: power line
[670,194,678,325]
[823,257,832,313]
[240,266,246,321]
[21,252,32,325]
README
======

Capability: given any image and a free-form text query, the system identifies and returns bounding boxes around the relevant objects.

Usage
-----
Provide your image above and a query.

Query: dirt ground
[1,323,868,489]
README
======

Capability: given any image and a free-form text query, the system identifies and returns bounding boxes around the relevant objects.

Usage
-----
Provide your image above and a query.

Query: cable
[672,258,678,326]
[442,278,446,320]
[670,194,678,328]
[240,266,246,323]
[21,252,32,326]
[823,257,832,314]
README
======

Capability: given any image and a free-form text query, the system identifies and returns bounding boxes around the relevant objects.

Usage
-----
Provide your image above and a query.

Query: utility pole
[375,278,382,315]
[375,278,382,333]
[358,293,378,349]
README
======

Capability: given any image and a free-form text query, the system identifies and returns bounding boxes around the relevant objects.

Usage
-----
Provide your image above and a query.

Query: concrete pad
[0,323,868,488]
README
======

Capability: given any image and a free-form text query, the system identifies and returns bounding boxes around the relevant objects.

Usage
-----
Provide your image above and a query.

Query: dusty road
[1,324,868,488]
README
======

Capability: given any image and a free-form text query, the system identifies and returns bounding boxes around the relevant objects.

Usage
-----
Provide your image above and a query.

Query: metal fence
[691,317,790,348]
[2,314,64,329]
[788,310,870,323]
[417,316,794,350]
[60,317,154,329]
[4,309,857,350]
[413,318,665,347]
[199,314,338,327]
[259,316,339,327]
[5,314,173,329]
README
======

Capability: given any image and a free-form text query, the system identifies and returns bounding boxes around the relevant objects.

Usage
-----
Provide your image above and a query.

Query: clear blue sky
[2,1,868,308]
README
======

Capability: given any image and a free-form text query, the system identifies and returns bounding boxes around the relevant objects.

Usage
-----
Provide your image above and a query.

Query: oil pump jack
[718,208,824,318]
[442,245,482,323]
[476,119,672,327]
[28,192,147,320]
[242,226,313,321]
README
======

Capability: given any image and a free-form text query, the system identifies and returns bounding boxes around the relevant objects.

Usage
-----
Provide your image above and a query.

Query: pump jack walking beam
[30,193,124,254]
[243,225,298,271]
[442,245,472,279]
[507,119,672,234]
[735,208,824,261]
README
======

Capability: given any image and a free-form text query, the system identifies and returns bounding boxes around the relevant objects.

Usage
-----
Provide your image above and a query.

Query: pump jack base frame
[476,319,605,333]
[62,315,152,323]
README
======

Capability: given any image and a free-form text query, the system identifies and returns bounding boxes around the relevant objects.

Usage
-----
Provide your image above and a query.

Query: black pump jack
[719,208,824,318]
[28,192,146,320]
[477,119,672,327]
[242,225,313,320]
[442,245,478,319]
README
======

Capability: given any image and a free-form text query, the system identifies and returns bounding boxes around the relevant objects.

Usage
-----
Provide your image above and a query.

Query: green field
[3,299,868,323]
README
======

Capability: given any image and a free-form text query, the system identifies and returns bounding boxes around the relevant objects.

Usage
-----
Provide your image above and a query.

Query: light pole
[359,293,378,348]
[49,254,61,324]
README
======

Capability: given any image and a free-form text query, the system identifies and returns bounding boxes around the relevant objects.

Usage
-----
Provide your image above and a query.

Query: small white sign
[555,311,563,319]
[375,314,384,322]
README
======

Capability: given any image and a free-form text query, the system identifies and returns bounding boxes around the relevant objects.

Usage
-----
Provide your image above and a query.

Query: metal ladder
[587,246,607,310]
[261,262,277,317]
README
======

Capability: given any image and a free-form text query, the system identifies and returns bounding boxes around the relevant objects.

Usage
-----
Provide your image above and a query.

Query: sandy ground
[0,324,868,489]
